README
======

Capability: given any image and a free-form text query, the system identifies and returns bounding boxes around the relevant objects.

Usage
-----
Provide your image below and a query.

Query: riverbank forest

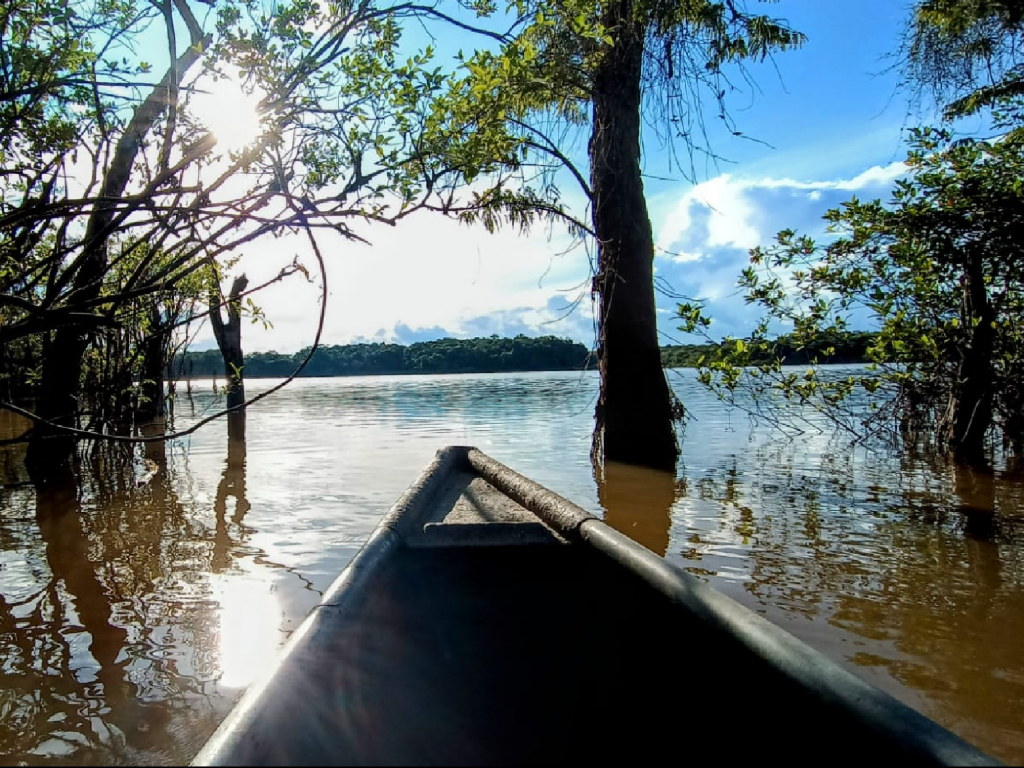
[179,335,591,377]
[661,332,879,370]
[174,331,879,380]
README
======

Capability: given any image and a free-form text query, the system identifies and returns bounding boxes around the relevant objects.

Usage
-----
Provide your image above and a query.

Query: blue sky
[194,0,989,353]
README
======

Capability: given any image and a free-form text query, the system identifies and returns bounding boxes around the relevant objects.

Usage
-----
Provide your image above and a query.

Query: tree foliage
[448,0,804,469]
[454,0,806,166]
[902,0,1024,126]
[680,128,1024,461]
[0,0,564,472]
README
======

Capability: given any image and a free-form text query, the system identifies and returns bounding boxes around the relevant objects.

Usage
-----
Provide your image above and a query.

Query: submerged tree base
[25,434,79,488]
[592,379,683,473]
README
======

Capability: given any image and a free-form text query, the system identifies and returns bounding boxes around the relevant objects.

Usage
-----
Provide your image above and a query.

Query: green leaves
[677,301,711,333]
[905,0,1024,121]
[685,126,1024,455]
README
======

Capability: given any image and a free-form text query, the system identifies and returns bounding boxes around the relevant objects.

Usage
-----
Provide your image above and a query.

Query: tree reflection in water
[214,414,251,572]
[594,460,680,557]
[0,413,271,765]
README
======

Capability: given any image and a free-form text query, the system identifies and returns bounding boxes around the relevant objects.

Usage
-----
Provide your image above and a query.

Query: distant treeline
[661,331,880,369]
[177,331,881,379]
[176,335,592,378]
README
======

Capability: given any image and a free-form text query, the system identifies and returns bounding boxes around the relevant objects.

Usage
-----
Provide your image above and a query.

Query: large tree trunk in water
[943,253,996,463]
[590,0,679,471]
[210,275,249,410]
[27,331,93,482]
[27,194,123,482]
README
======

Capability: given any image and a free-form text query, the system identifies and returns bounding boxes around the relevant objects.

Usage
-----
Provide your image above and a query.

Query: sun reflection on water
[214,577,284,689]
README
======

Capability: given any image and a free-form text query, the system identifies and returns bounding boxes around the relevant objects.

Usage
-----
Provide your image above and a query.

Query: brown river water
[1,367,1023,764]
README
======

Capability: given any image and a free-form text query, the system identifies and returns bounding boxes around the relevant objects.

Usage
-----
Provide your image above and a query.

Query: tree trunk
[210,275,249,410]
[589,0,679,471]
[137,305,168,422]
[26,330,92,482]
[944,253,996,463]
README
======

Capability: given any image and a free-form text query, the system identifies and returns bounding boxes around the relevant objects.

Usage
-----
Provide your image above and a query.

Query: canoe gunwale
[464,448,998,765]
[578,521,1000,766]
[191,445,1001,767]
[465,447,597,538]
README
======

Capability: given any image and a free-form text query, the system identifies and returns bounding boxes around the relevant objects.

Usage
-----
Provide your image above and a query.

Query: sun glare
[215,577,283,689]
[192,71,266,153]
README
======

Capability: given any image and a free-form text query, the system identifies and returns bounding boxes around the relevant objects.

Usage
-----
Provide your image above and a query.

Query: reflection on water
[595,461,678,557]
[673,437,1024,762]
[210,413,282,690]
[0,418,228,764]
[0,369,1023,763]
[213,414,251,573]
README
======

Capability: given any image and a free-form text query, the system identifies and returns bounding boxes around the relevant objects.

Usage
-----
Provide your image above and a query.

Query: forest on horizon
[174,331,881,379]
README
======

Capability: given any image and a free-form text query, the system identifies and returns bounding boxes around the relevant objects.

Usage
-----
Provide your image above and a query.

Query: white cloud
[187,157,907,355]
[831,161,907,190]
[653,161,906,258]
[650,160,908,342]
[663,250,704,264]
[740,161,907,192]
[196,207,593,353]
[655,173,762,254]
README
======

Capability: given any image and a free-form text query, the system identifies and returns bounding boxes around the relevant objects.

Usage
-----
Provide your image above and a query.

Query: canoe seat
[411,521,562,548]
